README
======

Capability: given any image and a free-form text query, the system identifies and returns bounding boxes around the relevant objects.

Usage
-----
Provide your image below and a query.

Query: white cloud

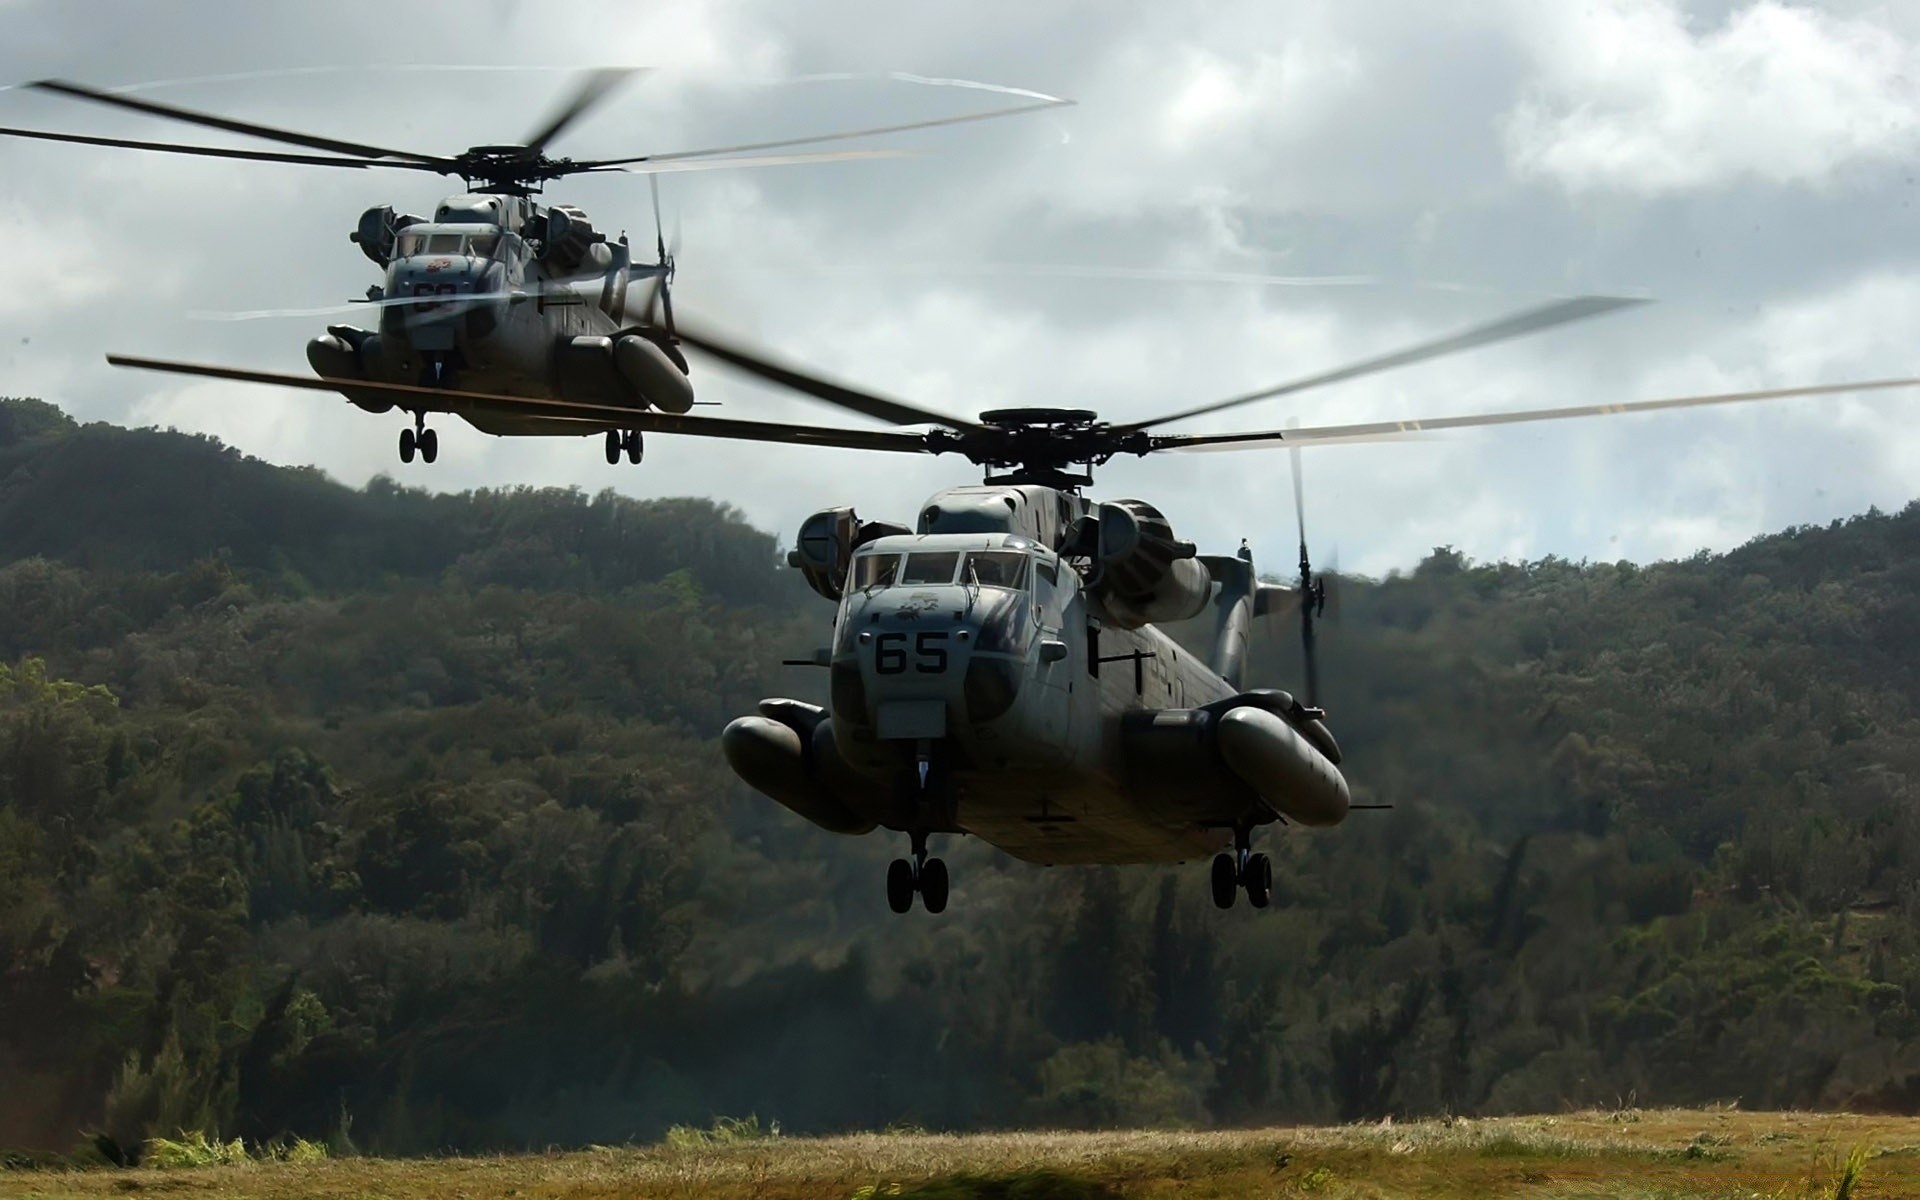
[1505,0,1920,194]
[2,0,1919,579]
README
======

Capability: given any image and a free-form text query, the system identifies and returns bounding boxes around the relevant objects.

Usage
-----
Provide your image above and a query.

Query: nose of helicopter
[837,583,1033,736]
[385,258,501,352]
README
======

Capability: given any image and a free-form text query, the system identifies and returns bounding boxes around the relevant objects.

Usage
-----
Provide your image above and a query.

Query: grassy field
[2,1110,1915,1199]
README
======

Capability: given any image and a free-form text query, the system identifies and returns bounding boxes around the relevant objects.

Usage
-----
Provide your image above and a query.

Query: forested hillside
[3,396,1919,1158]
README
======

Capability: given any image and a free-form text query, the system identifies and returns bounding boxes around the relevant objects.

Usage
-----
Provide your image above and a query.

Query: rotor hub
[934,408,1152,489]
[451,145,574,194]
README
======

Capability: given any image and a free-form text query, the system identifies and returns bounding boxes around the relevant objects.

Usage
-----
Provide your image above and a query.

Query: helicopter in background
[1,71,1064,466]
[107,297,1920,912]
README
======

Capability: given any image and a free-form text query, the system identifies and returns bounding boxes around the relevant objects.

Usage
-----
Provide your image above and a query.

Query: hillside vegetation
[3,397,1919,1158]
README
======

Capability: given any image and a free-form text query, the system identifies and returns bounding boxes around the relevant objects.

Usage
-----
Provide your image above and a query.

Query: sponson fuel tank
[1121,692,1349,827]
[721,699,880,835]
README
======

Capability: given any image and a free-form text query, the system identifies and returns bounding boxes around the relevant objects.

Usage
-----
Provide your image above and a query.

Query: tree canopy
[3,397,1918,1156]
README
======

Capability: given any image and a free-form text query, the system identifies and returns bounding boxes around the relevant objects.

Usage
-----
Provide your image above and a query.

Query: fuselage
[827,530,1236,862]
[725,484,1351,868]
[307,192,692,435]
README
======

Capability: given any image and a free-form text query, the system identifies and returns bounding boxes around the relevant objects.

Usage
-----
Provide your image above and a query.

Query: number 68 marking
[875,630,949,674]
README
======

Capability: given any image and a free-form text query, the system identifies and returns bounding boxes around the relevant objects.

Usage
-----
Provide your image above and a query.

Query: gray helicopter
[3,72,1061,466]
[109,298,1920,913]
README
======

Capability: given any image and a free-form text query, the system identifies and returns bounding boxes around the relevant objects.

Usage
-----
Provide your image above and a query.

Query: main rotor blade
[583,147,910,175]
[28,78,450,166]
[573,96,1071,170]
[0,125,438,170]
[1154,376,1920,453]
[522,67,638,154]
[1119,295,1648,433]
[191,277,647,321]
[106,355,939,455]
[672,320,987,433]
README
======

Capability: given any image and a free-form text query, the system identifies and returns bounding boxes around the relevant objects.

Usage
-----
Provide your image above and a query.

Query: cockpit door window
[962,551,1029,590]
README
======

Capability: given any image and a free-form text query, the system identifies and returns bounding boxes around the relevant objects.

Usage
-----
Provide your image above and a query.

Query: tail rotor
[644,173,677,340]
[1288,434,1329,710]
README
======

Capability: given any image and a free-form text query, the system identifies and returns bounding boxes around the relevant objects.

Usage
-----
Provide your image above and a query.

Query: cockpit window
[851,553,899,590]
[467,233,501,258]
[901,551,961,585]
[963,551,1028,590]
[425,233,466,254]
[395,232,427,258]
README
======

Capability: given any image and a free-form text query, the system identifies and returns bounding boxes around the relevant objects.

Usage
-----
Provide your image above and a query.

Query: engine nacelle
[788,507,912,601]
[541,205,601,270]
[351,206,423,267]
[1121,694,1348,827]
[1088,498,1209,628]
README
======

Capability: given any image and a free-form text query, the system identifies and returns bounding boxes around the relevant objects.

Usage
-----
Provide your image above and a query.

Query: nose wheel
[398,414,438,465]
[886,831,949,914]
[1210,829,1272,910]
[604,429,643,465]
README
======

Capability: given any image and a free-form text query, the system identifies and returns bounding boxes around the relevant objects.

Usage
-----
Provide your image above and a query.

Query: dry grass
[3,1110,1917,1199]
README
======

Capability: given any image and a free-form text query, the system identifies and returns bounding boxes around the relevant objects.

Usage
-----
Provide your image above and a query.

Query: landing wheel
[604,430,621,465]
[886,859,915,914]
[398,426,416,463]
[417,427,438,464]
[623,429,643,464]
[1244,852,1273,909]
[1210,853,1238,910]
[919,858,950,914]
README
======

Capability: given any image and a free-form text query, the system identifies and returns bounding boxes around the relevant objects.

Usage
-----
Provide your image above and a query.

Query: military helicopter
[1,71,1061,466]
[107,297,1920,913]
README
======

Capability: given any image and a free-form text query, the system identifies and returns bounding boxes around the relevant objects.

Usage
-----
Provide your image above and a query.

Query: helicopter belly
[951,770,1229,865]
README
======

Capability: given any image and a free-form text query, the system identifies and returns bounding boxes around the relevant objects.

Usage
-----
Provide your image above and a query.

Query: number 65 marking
[875,630,949,674]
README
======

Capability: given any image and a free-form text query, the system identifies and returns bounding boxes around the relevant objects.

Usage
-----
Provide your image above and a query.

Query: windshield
[963,551,1028,590]
[851,553,899,590]
[901,551,961,585]
[395,231,498,258]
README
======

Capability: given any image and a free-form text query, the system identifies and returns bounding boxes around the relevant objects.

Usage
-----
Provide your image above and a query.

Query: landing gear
[1245,852,1273,908]
[886,858,916,914]
[920,857,950,914]
[886,830,948,914]
[1210,828,1274,910]
[1210,853,1238,909]
[398,413,437,465]
[604,429,643,465]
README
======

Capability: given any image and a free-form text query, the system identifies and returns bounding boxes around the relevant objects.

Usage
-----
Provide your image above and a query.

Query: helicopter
[1,71,1062,466]
[105,297,1920,913]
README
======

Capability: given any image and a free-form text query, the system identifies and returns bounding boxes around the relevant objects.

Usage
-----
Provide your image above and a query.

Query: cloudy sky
[1,0,1917,576]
